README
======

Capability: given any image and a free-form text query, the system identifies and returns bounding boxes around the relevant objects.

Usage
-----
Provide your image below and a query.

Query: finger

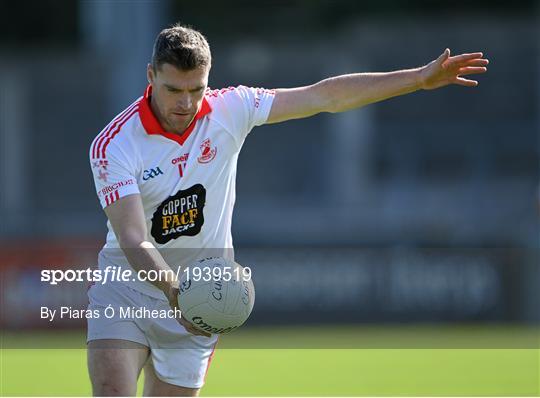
[186,324,210,337]
[189,326,211,337]
[437,48,451,65]
[450,52,484,63]
[465,58,489,67]
[458,66,487,76]
[178,319,205,336]
[179,317,212,337]
[184,320,211,337]
[455,77,478,87]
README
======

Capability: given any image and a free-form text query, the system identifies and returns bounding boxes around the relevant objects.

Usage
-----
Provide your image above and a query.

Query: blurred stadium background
[0,0,539,396]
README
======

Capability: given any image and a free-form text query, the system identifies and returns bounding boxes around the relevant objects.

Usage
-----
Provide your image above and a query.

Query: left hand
[419,49,489,90]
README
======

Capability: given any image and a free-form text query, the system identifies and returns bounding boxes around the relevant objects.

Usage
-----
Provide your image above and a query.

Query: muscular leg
[143,357,200,397]
[88,339,150,396]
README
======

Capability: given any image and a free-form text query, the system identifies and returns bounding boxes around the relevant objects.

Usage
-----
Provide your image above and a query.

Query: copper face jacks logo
[197,138,217,164]
[150,184,206,244]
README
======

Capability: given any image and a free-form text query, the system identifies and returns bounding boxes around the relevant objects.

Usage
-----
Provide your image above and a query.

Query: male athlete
[88,23,488,396]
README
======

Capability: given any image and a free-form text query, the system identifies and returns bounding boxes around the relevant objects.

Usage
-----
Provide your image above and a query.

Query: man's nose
[177,94,192,110]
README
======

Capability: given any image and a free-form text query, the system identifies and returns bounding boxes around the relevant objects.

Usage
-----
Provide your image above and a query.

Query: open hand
[419,49,489,90]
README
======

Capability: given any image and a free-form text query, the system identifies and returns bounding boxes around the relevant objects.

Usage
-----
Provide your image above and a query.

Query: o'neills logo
[190,316,239,334]
[197,138,217,164]
[150,184,206,244]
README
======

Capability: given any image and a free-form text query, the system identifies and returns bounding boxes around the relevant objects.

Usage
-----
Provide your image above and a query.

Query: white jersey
[90,85,275,298]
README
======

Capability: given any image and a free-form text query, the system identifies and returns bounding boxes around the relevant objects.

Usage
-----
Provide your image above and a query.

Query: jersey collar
[138,84,212,146]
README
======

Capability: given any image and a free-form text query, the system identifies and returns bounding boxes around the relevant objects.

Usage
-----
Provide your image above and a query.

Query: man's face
[147,63,209,134]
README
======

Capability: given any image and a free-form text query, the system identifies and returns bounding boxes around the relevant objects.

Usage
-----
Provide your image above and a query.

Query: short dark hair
[151,23,211,71]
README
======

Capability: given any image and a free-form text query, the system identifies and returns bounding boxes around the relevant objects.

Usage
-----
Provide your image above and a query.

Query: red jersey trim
[104,190,120,207]
[91,101,139,159]
[99,106,139,159]
[138,85,212,146]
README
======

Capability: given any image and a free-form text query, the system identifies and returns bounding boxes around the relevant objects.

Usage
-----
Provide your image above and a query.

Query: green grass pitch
[1,325,539,396]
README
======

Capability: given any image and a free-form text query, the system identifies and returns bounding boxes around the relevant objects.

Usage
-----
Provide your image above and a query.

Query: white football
[177,257,255,334]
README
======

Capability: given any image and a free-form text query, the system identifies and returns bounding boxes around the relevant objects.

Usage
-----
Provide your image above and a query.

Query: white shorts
[87,281,219,389]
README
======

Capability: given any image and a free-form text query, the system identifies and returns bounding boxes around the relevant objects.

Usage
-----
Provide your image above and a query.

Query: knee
[91,378,136,396]
[87,341,147,396]
[89,363,138,396]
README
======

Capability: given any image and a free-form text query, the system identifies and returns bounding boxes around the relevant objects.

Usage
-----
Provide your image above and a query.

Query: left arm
[266,49,488,124]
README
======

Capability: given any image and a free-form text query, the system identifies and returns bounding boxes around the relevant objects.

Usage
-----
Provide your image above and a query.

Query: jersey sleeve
[89,142,140,209]
[207,86,275,147]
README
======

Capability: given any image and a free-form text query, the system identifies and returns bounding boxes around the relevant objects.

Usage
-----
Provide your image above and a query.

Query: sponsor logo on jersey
[254,88,275,108]
[172,153,189,178]
[98,179,135,197]
[197,139,217,164]
[143,167,164,180]
[150,184,206,244]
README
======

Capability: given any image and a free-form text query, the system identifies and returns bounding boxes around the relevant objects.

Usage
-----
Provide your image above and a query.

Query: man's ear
[147,63,155,84]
